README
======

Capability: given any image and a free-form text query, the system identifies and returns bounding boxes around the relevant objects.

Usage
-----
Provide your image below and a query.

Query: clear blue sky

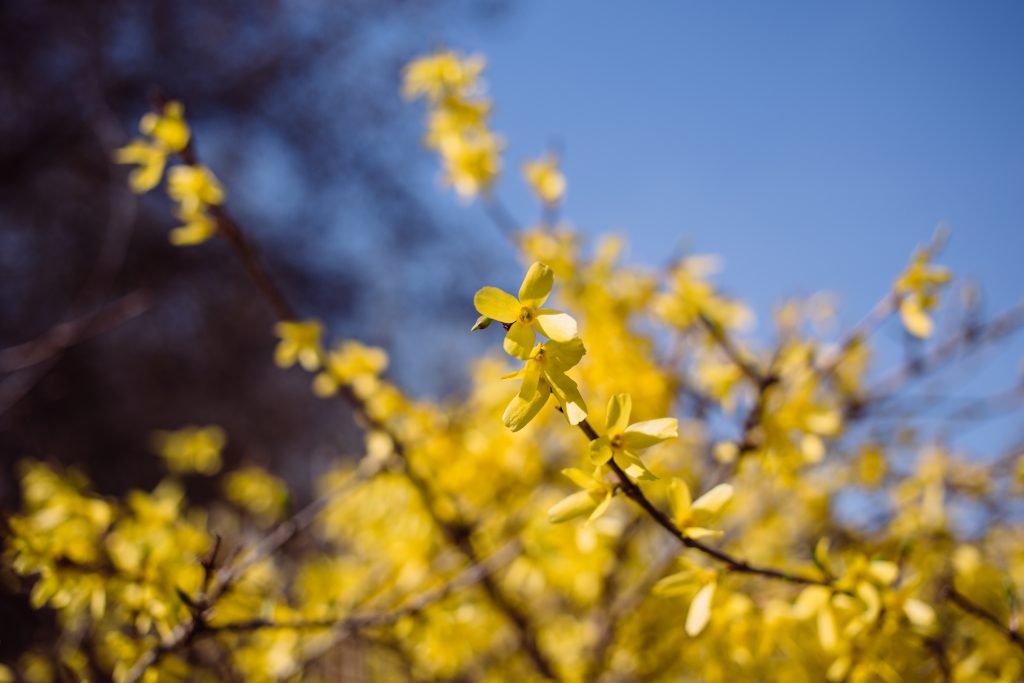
[403,1,1024,455]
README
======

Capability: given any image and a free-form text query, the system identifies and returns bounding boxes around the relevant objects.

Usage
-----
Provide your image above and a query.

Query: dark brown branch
[945,586,1024,654]
[576,418,829,588]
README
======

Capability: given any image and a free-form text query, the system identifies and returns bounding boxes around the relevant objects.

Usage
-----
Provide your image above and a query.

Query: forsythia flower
[224,466,289,524]
[114,101,191,193]
[273,319,324,371]
[405,49,501,199]
[114,140,169,193]
[588,393,677,480]
[474,261,579,358]
[522,153,566,205]
[666,478,733,538]
[313,340,389,398]
[170,206,218,246]
[894,248,951,338]
[152,425,227,475]
[166,165,225,214]
[653,560,719,636]
[548,468,615,524]
[402,51,485,102]
[502,339,587,431]
[139,101,191,152]
[438,131,503,199]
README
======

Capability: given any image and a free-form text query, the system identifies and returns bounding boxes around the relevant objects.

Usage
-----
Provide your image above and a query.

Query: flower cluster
[403,50,501,199]
[115,101,224,245]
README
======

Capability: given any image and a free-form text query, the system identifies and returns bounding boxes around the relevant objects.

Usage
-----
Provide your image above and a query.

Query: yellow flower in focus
[313,340,388,398]
[667,478,733,538]
[114,139,167,193]
[152,425,226,475]
[588,393,677,480]
[224,466,289,524]
[501,339,587,431]
[522,153,566,205]
[894,248,950,338]
[167,164,225,214]
[474,261,579,358]
[548,467,615,524]
[139,101,191,153]
[273,319,324,371]
[402,50,485,102]
[169,206,217,246]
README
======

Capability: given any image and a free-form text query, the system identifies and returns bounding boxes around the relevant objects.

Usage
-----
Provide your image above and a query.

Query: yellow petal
[473,287,519,322]
[519,358,543,399]
[668,478,692,525]
[605,393,632,436]
[652,571,699,597]
[533,311,578,342]
[503,320,535,359]
[587,491,614,524]
[547,370,587,425]
[818,602,837,652]
[900,297,934,338]
[502,382,550,432]
[588,437,613,466]
[518,262,554,307]
[686,582,716,636]
[691,484,734,519]
[562,467,596,489]
[903,598,936,629]
[622,418,679,450]
[682,527,724,539]
[548,490,599,524]
[545,337,586,372]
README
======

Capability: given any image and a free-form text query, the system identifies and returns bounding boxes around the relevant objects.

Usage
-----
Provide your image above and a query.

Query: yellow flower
[224,466,289,524]
[474,261,579,358]
[139,101,191,153]
[425,97,491,149]
[402,50,485,102]
[894,249,950,338]
[114,101,191,193]
[114,139,167,193]
[439,130,502,199]
[588,393,677,480]
[167,164,225,214]
[548,468,615,524]
[169,206,217,246]
[667,479,733,538]
[522,153,566,205]
[501,339,587,431]
[652,561,719,636]
[151,425,226,475]
[273,320,324,371]
[313,340,388,398]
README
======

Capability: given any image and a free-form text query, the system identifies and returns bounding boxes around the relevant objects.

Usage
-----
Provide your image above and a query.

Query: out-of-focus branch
[945,586,1024,654]
[205,541,521,636]
[0,291,150,373]
[151,119,562,681]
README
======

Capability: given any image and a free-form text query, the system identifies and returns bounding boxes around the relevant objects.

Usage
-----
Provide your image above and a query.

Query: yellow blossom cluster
[3,47,1022,683]
[115,101,224,245]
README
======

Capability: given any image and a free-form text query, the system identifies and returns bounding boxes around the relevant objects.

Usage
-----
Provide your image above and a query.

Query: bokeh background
[1,0,1022,663]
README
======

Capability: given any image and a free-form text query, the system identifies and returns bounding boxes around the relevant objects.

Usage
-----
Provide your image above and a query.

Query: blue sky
[435,1,1024,321]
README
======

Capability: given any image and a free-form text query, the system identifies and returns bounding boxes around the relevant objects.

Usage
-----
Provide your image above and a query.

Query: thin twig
[945,586,1024,654]
[576,417,829,588]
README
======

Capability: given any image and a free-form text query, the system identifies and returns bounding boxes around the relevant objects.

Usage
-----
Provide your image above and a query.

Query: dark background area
[0,0,508,661]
